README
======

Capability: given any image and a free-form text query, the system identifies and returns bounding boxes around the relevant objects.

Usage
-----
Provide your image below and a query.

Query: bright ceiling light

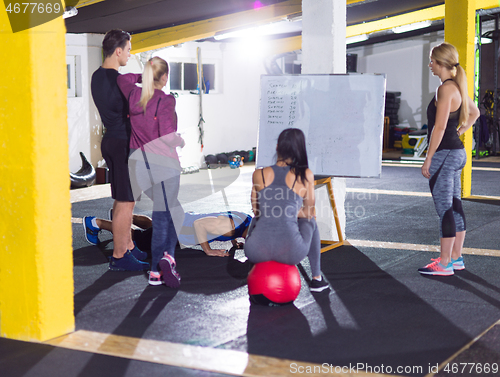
[214,28,256,40]
[286,12,302,22]
[346,34,368,44]
[214,21,287,41]
[63,6,78,19]
[392,21,432,34]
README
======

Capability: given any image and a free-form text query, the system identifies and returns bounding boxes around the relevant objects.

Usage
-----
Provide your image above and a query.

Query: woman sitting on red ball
[244,128,330,292]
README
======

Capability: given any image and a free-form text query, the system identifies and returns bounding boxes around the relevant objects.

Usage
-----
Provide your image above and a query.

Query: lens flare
[253,1,263,9]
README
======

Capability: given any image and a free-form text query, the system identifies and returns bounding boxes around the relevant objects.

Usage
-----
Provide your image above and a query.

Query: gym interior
[1,1,500,376]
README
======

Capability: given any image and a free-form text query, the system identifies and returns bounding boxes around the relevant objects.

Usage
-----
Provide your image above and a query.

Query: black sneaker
[109,250,150,271]
[310,278,330,292]
[130,243,148,261]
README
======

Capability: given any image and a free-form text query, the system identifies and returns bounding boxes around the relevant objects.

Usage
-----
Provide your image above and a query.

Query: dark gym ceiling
[65,0,444,35]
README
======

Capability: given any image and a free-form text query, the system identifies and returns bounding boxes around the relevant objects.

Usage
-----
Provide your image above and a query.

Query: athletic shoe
[159,252,181,288]
[451,256,465,271]
[310,277,330,292]
[108,208,113,221]
[130,242,148,261]
[149,271,164,286]
[418,259,454,276]
[109,250,150,271]
[83,216,100,245]
[429,257,465,271]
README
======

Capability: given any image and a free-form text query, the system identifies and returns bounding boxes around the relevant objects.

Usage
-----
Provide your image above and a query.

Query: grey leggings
[129,151,184,272]
[245,217,321,277]
[429,149,467,238]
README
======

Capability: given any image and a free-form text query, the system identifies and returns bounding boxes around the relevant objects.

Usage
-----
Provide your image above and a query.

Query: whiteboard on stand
[256,74,387,178]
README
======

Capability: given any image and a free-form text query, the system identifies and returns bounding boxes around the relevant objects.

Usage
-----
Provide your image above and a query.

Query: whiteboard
[257,74,387,178]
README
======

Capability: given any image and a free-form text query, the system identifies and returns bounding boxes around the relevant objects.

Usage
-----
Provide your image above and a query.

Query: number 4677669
[5,3,62,14]
[443,363,498,374]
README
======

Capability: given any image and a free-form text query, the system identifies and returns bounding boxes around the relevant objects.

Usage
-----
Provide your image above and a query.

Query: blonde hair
[431,42,469,125]
[138,57,169,112]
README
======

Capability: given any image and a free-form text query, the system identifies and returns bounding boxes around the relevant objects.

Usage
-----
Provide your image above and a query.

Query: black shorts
[101,137,134,202]
[133,227,152,252]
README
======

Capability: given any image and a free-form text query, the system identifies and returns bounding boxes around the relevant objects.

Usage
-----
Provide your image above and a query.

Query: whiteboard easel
[314,176,344,252]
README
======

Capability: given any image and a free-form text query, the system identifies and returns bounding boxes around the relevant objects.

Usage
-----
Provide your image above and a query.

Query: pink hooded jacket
[117,73,184,162]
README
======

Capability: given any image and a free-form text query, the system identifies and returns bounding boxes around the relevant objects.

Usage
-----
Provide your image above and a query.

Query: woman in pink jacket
[118,57,185,288]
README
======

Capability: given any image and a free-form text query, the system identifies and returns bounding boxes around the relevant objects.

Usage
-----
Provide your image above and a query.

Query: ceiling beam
[266,35,302,55]
[347,1,500,38]
[129,0,500,54]
[476,0,500,10]
[131,0,301,54]
[73,0,105,8]
[346,4,445,38]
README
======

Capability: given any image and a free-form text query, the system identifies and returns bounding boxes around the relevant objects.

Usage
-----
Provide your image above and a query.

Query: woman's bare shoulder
[252,168,264,182]
[258,166,274,175]
[253,167,270,175]
[437,81,459,97]
[305,168,315,182]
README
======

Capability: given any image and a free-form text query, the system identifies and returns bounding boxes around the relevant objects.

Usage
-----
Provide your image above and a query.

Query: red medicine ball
[247,261,301,306]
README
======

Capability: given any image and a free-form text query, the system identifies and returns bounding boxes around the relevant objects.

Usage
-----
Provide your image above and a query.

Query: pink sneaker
[418,259,454,276]
[430,257,465,271]
[149,271,164,286]
[159,253,181,288]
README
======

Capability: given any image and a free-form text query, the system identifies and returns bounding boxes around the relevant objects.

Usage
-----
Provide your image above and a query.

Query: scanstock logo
[4,0,79,33]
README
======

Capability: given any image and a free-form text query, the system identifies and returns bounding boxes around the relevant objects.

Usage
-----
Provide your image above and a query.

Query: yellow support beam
[131,0,301,53]
[445,0,476,198]
[0,9,74,340]
[266,35,302,55]
[346,5,445,37]
[476,0,500,10]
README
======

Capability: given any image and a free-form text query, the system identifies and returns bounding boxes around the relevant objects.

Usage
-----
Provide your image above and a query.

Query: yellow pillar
[444,0,476,197]
[0,10,74,340]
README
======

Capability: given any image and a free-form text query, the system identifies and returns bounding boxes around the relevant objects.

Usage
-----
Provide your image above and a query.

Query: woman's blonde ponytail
[138,57,169,113]
[139,61,155,112]
[454,64,469,126]
[431,42,470,126]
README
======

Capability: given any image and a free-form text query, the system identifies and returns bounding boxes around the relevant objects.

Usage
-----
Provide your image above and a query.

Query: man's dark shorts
[101,137,134,202]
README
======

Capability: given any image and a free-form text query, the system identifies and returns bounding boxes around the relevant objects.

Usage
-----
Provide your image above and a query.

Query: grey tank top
[257,165,303,223]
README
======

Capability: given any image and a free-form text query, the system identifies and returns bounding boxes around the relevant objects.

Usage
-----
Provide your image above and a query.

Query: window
[168,62,216,92]
[347,53,357,73]
[66,55,81,97]
[202,64,215,92]
[184,63,198,90]
[284,63,301,74]
[169,62,182,90]
[66,56,76,97]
